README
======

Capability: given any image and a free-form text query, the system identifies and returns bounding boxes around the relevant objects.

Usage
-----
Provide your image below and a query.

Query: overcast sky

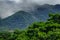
[0,0,60,19]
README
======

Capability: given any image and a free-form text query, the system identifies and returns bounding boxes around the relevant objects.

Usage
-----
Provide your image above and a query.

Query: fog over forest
[0,0,60,19]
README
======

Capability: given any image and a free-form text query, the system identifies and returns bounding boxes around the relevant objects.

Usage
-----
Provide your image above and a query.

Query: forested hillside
[0,13,60,40]
[1,5,60,30]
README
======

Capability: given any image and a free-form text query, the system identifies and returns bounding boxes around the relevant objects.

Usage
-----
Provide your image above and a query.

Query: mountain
[0,4,60,30]
[0,18,2,26]
[1,11,37,30]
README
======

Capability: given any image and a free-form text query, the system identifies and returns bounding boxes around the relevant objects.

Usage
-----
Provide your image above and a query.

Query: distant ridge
[0,4,60,30]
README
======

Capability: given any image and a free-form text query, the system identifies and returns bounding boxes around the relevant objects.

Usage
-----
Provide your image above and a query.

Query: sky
[0,0,60,19]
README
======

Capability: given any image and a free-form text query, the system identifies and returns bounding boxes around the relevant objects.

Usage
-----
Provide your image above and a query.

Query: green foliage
[48,13,60,23]
[0,13,60,40]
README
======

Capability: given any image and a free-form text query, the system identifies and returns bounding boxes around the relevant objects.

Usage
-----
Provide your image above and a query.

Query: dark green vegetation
[0,13,60,40]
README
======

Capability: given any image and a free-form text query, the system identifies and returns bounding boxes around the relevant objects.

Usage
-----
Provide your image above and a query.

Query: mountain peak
[0,4,60,30]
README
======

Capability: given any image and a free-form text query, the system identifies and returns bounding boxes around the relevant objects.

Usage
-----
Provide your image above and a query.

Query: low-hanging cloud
[0,0,60,19]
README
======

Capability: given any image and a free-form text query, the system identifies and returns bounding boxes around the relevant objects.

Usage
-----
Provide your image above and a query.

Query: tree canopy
[0,13,60,40]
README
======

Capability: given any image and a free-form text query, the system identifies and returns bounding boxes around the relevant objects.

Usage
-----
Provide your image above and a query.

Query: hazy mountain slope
[1,11,37,30]
[0,4,60,30]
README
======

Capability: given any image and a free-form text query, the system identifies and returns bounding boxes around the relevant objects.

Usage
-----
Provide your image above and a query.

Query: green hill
[0,13,60,40]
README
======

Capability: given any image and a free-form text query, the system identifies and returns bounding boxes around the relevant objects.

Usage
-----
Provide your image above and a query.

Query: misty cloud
[0,0,60,19]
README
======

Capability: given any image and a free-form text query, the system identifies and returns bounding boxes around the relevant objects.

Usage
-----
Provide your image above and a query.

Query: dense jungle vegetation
[0,13,60,40]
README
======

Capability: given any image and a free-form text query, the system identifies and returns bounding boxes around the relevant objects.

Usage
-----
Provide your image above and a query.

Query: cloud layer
[0,0,60,19]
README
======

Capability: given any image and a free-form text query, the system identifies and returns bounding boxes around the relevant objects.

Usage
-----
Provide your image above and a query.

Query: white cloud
[9,0,22,3]
[0,0,60,19]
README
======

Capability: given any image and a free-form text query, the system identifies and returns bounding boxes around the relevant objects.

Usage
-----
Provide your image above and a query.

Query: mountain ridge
[0,4,60,30]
